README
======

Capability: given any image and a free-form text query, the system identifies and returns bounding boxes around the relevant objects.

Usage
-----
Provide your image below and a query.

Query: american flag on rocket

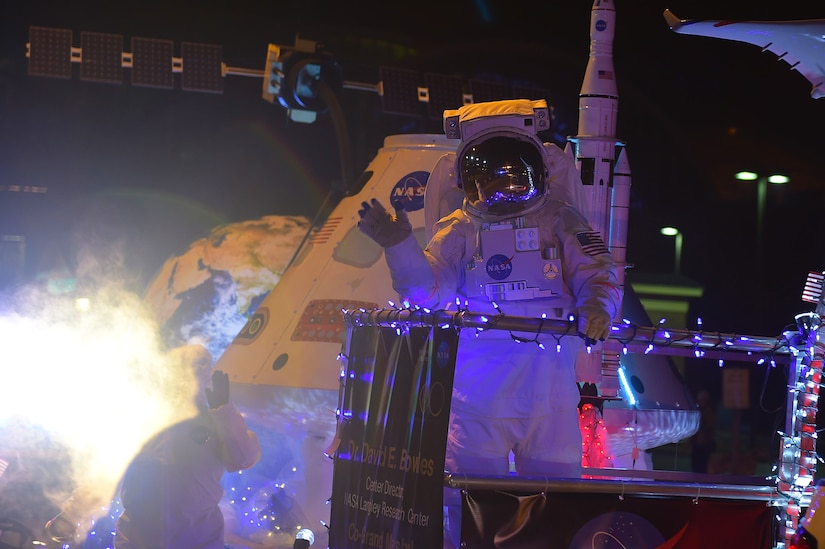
[802,271,823,304]
[576,231,610,257]
[598,70,613,80]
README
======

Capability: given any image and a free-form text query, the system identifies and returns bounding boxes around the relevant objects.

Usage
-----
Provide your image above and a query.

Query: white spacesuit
[358,99,621,545]
[114,345,261,549]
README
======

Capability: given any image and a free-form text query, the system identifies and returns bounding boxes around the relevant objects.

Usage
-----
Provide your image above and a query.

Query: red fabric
[654,499,773,548]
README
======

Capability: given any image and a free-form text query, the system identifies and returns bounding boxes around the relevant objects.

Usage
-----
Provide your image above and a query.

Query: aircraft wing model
[663,9,825,98]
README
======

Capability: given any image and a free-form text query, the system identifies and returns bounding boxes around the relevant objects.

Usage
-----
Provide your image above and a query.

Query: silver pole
[345,308,790,360]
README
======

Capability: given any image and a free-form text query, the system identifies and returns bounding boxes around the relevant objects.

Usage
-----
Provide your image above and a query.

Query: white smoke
[0,232,201,541]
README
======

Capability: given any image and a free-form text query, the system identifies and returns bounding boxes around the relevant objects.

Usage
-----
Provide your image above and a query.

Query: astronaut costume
[358,99,621,543]
[114,345,261,549]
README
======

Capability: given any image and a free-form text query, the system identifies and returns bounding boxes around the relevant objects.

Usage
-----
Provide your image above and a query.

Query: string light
[333,301,820,542]
[62,300,823,548]
[488,300,555,350]
[580,404,614,471]
[343,307,796,369]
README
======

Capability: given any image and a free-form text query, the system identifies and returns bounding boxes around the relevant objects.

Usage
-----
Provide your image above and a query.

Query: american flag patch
[576,231,610,256]
[598,70,613,80]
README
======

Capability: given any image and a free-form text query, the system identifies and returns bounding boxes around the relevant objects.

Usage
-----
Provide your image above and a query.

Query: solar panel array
[28,26,223,94]
[79,32,123,84]
[27,26,552,114]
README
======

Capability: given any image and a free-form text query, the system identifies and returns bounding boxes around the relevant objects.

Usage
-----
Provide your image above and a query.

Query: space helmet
[458,133,547,216]
[444,99,552,217]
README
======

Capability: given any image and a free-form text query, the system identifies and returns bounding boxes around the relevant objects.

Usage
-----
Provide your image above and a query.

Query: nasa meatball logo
[436,340,451,369]
[390,171,429,212]
[486,254,513,281]
[595,19,607,31]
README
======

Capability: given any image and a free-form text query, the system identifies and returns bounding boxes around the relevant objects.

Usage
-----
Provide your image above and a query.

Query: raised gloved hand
[576,307,613,346]
[357,198,412,248]
[206,370,230,409]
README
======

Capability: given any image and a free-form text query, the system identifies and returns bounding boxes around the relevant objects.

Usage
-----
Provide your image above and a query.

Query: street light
[660,226,682,275]
[734,171,789,252]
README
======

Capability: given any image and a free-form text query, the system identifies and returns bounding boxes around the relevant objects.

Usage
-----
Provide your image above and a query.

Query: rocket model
[568,2,699,467]
[564,1,618,408]
[566,0,630,301]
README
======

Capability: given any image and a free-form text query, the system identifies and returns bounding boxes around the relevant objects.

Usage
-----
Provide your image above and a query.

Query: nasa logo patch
[595,19,607,31]
[390,171,429,212]
[543,262,560,280]
[436,340,451,369]
[485,254,513,281]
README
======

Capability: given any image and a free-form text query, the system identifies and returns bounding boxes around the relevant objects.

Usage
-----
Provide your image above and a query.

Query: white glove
[357,199,412,248]
[576,306,612,345]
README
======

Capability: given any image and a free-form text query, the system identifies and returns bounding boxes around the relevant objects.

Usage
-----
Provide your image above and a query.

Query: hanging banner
[461,489,775,548]
[329,323,459,549]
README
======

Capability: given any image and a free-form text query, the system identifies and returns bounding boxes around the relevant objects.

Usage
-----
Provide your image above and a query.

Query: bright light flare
[0,285,200,530]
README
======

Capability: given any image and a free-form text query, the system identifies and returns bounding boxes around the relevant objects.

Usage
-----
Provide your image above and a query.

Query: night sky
[3,4,825,540]
[1,1,824,337]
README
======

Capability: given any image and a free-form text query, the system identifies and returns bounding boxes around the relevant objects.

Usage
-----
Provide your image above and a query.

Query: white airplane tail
[664,9,825,98]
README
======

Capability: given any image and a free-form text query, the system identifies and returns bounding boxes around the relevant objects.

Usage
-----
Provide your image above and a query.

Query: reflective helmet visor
[459,136,546,215]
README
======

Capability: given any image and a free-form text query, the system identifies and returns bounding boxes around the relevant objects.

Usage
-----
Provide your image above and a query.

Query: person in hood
[114,344,261,549]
